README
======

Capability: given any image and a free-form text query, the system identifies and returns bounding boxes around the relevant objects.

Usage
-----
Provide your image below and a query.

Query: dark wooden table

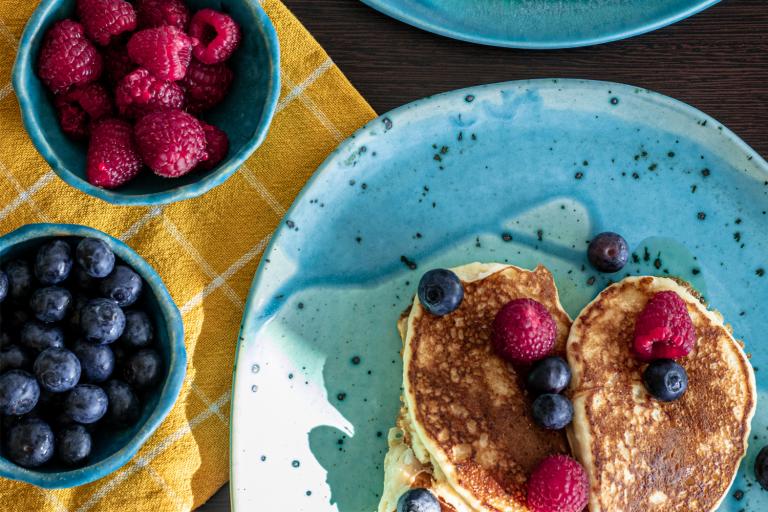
[200,1,768,510]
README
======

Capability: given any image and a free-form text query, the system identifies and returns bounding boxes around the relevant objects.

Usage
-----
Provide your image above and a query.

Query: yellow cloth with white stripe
[0,1,376,510]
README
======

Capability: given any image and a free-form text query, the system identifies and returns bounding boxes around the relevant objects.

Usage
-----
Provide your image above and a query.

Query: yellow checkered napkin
[0,1,375,510]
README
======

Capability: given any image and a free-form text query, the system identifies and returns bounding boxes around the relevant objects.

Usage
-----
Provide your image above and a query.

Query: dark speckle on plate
[697,212,706,220]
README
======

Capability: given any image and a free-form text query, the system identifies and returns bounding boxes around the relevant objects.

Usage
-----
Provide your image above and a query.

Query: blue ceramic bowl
[0,224,186,489]
[12,0,280,205]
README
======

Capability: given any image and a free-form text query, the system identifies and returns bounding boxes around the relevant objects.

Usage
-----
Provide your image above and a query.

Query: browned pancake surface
[406,265,572,511]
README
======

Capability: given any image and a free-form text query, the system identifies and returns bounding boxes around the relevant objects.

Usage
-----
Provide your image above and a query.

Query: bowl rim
[11,0,281,206]
[0,223,186,489]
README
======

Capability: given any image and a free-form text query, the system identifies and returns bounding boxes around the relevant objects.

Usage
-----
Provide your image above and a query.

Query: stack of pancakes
[379,264,756,512]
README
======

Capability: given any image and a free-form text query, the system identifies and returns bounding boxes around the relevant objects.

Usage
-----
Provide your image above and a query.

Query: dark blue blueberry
[67,294,90,332]
[100,265,142,307]
[33,348,81,393]
[756,445,768,490]
[527,356,572,395]
[63,384,108,424]
[531,393,573,430]
[396,488,440,512]
[643,359,688,401]
[56,424,92,465]
[0,370,40,415]
[417,269,464,316]
[72,339,115,383]
[587,232,629,273]
[5,417,54,468]
[103,379,140,425]
[5,260,33,302]
[0,344,31,372]
[76,238,115,278]
[0,270,8,303]
[29,286,71,323]
[80,298,125,344]
[35,240,73,285]
[20,321,65,352]
[123,349,162,390]
[119,310,154,348]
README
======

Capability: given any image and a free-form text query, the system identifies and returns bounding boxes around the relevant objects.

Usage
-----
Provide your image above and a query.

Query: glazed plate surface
[231,79,767,511]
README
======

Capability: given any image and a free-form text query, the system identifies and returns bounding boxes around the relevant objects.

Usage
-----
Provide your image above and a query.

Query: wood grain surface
[200,0,767,510]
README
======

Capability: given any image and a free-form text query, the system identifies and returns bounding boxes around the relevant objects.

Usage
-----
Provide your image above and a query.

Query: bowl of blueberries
[0,223,185,488]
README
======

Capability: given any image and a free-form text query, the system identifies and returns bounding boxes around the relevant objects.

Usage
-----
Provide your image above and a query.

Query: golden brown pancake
[567,276,756,512]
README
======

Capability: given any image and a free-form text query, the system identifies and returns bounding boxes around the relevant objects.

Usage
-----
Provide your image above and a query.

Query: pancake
[567,276,756,512]
[379,262,572,512]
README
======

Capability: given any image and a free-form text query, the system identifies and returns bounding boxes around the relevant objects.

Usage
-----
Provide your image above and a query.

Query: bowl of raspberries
[12,0,280,205]
[0,223,185,488]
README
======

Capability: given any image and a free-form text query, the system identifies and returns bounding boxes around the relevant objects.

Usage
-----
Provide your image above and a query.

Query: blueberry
[100,265,142,307]
[123,349,162,390]
[0,270,8,303]
[756,445,768,490]
[587,232,629,273]
[6,308,30,330]
[20,321,65,352]
[103,379,140,425]
[417,269,464,316]
[80,298,125,344]
[527,356,572,395]
[63,384,108,424]
[5,260,33,302]
[531,393,573,430]
[29,286,71,323]
[72,339,115,383]
[76,238,115,278]
[33,348,81,393]
[396,488,440,512]
[35,240,73,285]
[0,370,40,415]
[119,310,154,348]
[56,424,92,465]
[643,359,688,401]
[68,294,90,332]
[5,417,54,468]
[0,345,31,372]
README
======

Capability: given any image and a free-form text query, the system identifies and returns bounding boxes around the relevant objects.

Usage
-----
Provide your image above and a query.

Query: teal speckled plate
[360,0,720,49]
[230,79,767,511]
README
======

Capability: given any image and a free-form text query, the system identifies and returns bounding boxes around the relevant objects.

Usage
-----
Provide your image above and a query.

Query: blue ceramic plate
[230,79,767,511]
[360,0,720,48]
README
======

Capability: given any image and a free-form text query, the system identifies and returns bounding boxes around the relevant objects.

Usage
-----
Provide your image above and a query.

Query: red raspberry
[196,123,229,171]
[127,26,197,81]
[188,9,241,64]
[38,20,102,94]
[115,68,185,119]
[54,83,113,139]
[181,60,233,113]
[134,109,208,177]
[633,291,695,361]
[492,298,556,364]
[76,0,137,46]
[87,118,143,188]
[135,0,190,30]
[527,455,589,512]
[102,43,135,85]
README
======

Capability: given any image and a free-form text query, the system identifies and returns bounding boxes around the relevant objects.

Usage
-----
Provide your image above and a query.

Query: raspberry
[76,0,137,46]
[102,43,135,85]
[633,291,695,361]
[135,0,190,30]
[55,83,113,140]
[188,9,241,64]
[492,298,556,364]
[180,60,233,113]
[196,123,229,171]
[38,20,102,94]
[134,109,208,177]
[87,118,143,188]
[115,68,185,119]
[127,26,196,81]
[527,455,589,512]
